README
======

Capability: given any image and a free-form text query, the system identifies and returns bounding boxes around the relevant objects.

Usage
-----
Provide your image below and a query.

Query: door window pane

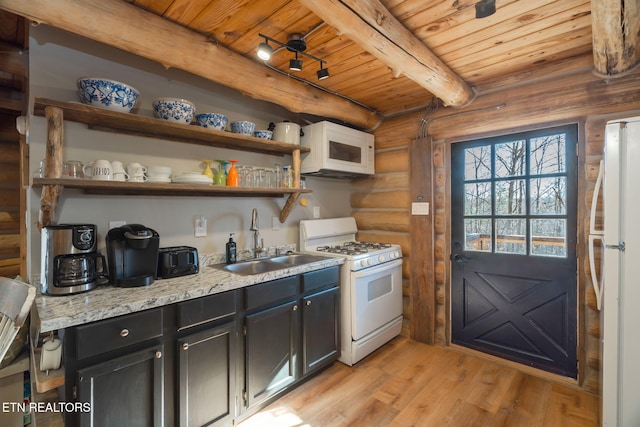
[465,219,491,252]
[465,146,491,179]
[495,140,526,178]
[495,179,525,215]
[496,219,526,254]
[465,182,491,215]
[530,134,566,175]
[530,177,566,215]
[531,219,566,257]
[329,140,361,163]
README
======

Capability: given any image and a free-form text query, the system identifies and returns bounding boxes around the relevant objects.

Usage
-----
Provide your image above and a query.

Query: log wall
[356,66,640,392]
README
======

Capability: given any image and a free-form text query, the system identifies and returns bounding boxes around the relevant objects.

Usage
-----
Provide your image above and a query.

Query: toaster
[157,246,199,279]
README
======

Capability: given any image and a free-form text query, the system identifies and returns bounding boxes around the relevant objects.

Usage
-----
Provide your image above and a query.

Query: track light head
[475,0,496,18]
[257,41,272,61]
[289,53,303,71]
[317,65,329,80]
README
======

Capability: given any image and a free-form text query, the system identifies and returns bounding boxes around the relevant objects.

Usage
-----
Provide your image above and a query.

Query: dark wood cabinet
[63,266,340,426]
[244,299,299,408]
[302,286,340,375]
[177,321,237,427]
[77,344,165,427]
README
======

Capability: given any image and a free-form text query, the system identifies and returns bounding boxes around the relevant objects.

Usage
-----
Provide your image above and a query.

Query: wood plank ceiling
[0,0,637,128]
[127,0,594,118]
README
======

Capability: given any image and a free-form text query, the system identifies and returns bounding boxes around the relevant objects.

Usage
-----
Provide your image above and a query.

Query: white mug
[112,161,126,174]
[113,171,129,182]
[83,160,113,180]
[126,162,147,175]
[129,174,148,183]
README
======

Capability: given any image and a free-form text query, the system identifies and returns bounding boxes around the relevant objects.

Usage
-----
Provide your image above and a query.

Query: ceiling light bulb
[257,42,272,61]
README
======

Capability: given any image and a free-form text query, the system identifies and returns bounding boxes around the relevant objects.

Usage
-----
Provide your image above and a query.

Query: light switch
[411,202,430,215]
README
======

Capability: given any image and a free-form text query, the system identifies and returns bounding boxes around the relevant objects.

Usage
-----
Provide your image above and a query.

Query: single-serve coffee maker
[41,224,106,295]
[106,224,159,287]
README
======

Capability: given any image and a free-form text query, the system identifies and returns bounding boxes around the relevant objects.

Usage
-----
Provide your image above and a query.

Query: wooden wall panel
[365,66,640,391]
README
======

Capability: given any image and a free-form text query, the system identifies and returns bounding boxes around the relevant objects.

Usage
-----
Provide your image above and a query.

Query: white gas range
[300,217,403,366]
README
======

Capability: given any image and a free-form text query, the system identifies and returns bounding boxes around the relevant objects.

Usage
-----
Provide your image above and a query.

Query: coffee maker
[41,224,106,295]
[106,224,160,287]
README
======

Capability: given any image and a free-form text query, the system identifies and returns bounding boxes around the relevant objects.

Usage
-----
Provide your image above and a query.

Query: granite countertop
[34,252,344,333]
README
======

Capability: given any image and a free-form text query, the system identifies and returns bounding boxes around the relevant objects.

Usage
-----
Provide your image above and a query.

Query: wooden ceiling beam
[297,0,475,108]
[0,0,381,129]
[591,0,640,76]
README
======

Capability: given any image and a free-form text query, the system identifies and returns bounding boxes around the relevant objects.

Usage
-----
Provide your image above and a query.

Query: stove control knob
[394,250,401,258]
[378,255,385,263]
[367,259,373,266]
[360,260,367,267]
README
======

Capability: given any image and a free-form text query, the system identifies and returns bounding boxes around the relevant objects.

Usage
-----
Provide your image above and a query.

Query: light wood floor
[239,337,600,427]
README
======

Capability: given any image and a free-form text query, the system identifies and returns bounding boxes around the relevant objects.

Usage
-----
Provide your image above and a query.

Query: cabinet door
[77,344,164,427]
[245,300,299,408]
[302,286,340,375]
[177,322,237,427]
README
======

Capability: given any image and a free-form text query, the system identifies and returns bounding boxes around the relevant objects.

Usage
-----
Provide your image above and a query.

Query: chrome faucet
[250,208,267,258]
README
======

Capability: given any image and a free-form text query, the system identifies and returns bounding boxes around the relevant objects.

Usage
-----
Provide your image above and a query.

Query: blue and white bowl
[196,113,228,131]
[231,121,256,135]
[77,77,139,113]
[152,98,196,124]
[254,130,273,140]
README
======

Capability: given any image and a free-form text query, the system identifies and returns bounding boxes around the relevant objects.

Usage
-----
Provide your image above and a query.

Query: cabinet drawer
[302,266,340,293]
[177,290,237,329]
[75,308,163,360]
[245,276,299,311]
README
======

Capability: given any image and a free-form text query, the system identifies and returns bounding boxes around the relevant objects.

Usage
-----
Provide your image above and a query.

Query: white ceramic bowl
[196,113,228,131]
[231,121,256,135]
[77,77,140,113]
[147,165,172,176]
[254,130,273,140]
[152,98,196,124]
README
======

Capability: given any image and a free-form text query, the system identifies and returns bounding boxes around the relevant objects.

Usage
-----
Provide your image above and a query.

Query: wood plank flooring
[238,337,600,427]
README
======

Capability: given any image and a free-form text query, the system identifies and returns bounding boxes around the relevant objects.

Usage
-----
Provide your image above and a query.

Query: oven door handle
[352,258,402,279]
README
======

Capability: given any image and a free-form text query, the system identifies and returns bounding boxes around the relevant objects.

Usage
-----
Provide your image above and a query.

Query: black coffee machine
[106,224,160,287]
[41,224,107,295]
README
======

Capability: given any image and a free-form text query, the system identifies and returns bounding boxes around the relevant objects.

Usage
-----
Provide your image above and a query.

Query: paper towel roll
[40,337,62,371]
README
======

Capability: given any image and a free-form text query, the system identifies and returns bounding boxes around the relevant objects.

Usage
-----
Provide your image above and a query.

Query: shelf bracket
[279,192,302,223]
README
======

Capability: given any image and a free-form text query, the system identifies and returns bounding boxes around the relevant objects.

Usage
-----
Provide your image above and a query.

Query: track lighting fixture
[257,33,330,80]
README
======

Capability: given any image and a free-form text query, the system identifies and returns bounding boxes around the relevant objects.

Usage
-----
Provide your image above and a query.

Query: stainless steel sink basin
[269,253,332,266]
[210,253,333,276]
[218,259,283,275]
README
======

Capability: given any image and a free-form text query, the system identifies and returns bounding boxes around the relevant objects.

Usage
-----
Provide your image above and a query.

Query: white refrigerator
[594,117,640,426]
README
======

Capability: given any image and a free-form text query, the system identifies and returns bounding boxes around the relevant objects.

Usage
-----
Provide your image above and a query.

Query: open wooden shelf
[33,98,311,156]
[32,177,311,197]
[32,98,310,225]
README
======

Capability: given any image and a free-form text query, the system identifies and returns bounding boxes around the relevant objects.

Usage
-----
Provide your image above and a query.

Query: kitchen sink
[211,253,334,276]
[269,253,332,266]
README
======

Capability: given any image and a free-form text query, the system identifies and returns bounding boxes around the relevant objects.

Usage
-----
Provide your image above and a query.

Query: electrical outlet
[194,216,207,237]
[31,274,41,285]
[411,202,430,215]
[313,206,320,218]
[272,216,280,231]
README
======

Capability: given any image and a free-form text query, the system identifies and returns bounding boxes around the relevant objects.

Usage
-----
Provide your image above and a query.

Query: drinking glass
[255,168,266,188]
[265,168,276,188]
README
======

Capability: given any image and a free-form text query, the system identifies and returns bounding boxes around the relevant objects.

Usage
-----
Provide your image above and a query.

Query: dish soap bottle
[226,233,237,264]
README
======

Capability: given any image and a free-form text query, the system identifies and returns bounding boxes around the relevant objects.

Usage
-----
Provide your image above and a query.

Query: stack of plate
[172,173,213,185]
[148,176,172,183]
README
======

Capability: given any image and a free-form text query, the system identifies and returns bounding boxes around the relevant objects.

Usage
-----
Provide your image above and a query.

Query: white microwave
[300,121,375,178]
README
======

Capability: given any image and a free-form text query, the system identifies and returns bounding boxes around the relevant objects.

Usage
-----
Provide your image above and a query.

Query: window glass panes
[496,219,526,254]
[465,146,491,180]
[530,134,566,175]
[530,177,566,215]
[465,219,491,252]
[495,140,526,178]
[465,182,491,215]
[531,219,566,257]
[495,179,525,215]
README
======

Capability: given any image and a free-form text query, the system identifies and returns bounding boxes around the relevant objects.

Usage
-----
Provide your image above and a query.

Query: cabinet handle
[292,305,298,311]
[155,351,162,359]
[182,343,189,351]
[120,329,129,337]
[306,300,312,306]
